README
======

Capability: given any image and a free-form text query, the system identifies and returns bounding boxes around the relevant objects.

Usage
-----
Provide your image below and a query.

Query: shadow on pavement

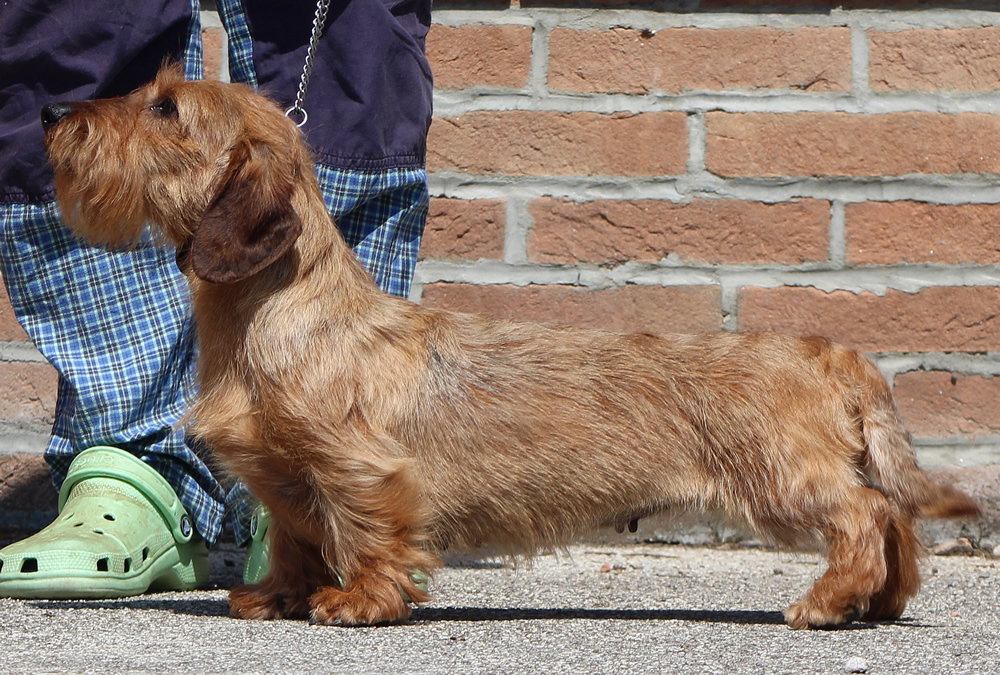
[29,596,230,617]
[28,598,902,630]
[412,606,789,625]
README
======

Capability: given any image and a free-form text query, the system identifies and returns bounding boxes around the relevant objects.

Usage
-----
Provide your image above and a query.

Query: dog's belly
[417,455,705,556]
[403,402,713,555]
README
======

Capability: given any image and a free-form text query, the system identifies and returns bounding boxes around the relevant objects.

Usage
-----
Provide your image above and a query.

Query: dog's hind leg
[784,486,893,629]
[861,511,921,622]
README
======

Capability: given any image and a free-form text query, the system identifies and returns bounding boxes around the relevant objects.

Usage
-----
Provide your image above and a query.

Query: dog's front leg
[309,557,431,627]
[304,441,440,626]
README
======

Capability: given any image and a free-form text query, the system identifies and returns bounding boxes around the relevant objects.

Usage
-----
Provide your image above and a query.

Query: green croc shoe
[0,446,209,599]
[241,503,429,600]
[242,503,272,585]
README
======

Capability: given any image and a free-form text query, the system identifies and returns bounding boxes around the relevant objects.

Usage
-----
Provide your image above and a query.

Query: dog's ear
[191,138,303,284]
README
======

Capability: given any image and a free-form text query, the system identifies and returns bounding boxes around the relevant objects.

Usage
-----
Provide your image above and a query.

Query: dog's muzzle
[41,102,76,132]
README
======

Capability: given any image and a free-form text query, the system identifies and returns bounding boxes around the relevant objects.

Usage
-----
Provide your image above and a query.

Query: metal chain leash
[285,0,332,128]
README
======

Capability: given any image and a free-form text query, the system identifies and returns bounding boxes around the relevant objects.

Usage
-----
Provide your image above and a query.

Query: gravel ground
[1,544,997,675]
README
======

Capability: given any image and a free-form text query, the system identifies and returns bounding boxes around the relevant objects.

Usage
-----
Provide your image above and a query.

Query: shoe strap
[58,446,194,545]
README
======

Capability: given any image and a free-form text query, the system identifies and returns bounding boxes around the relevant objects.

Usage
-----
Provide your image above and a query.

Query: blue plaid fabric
[183,5,204,82]
[0,203,227,543]
[0,0,428,546]
[317,165,428,298]
[216,0,256,89]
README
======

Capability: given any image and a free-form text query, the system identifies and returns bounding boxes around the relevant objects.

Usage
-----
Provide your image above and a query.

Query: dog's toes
[784,601,834,630]
[309,581,413,627]
[228,583,310,621]
[308,589,351,626]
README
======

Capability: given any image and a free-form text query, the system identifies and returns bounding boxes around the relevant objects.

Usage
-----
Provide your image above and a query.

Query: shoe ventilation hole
[103,514,115,521]
[96,558,109,572]
[123,558,132,573]
[73,522,83,527]
[21,558,38,574]
[142,548,149,561]
[93,529,104,535]
[0,559,4,573]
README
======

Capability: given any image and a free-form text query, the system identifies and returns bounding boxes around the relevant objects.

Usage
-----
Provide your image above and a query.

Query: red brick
[870,28,1000,92]
[528,198,829,265]
[421,283,722,334]
[738,286,1000,353]
[428,111,688,176]
[521,0,656,6]
[428,25,532,90]
[0,454,58,515]
[0,362,57,429]
[698,0,945,7]
[847,202,1000,265]
[895,370,1000,439]
[202,28,225,82]
[420,198,505,261]
[0,270,28,342]
[706,112,1000,177]
[549,26,850,94]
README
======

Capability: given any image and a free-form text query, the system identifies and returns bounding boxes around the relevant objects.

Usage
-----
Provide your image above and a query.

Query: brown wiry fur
[44,65,980,629]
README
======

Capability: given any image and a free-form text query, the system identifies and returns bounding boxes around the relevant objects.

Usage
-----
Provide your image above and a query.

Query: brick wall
[3,2,1000,468]
[0,271,57,453]
[418,1,1000,467]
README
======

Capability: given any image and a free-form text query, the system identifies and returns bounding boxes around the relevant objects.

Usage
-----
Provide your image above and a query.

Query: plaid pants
[0,2,428,545]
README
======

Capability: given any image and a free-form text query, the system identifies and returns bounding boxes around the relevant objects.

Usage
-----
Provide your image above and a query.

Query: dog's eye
[150,98,178,118]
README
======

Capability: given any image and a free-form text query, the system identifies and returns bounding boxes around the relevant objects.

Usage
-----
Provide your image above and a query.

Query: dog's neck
[187,174,400,383]
[289,176,389,306]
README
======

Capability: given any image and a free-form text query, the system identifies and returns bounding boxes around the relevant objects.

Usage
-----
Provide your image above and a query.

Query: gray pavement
[1,543,997,674]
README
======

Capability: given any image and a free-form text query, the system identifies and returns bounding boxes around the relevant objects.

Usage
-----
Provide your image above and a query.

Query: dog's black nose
[41,103,75,131]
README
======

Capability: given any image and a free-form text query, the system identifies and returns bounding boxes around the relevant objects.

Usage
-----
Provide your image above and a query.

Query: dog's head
[43,64,305,283]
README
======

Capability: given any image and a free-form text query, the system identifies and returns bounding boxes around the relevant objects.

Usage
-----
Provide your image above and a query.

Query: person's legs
[0,0,226,597]
[316,165,429,299]
[0,203,226,544]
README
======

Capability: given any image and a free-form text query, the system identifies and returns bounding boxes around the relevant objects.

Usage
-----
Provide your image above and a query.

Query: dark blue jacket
[0,0,433,204]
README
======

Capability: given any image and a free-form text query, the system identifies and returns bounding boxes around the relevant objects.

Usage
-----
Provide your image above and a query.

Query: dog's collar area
[175,237,192,273]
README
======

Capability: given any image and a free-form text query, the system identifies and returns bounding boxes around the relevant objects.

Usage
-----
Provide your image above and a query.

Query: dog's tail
[816,337,981,520]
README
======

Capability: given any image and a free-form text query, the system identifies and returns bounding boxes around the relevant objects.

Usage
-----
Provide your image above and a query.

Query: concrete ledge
[0,432,49,456]
[1,453,997,550]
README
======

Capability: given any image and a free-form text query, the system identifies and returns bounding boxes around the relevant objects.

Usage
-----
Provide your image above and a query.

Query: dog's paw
[229,583,310,621]
[784,599,863,630]
[309,581,412,626]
